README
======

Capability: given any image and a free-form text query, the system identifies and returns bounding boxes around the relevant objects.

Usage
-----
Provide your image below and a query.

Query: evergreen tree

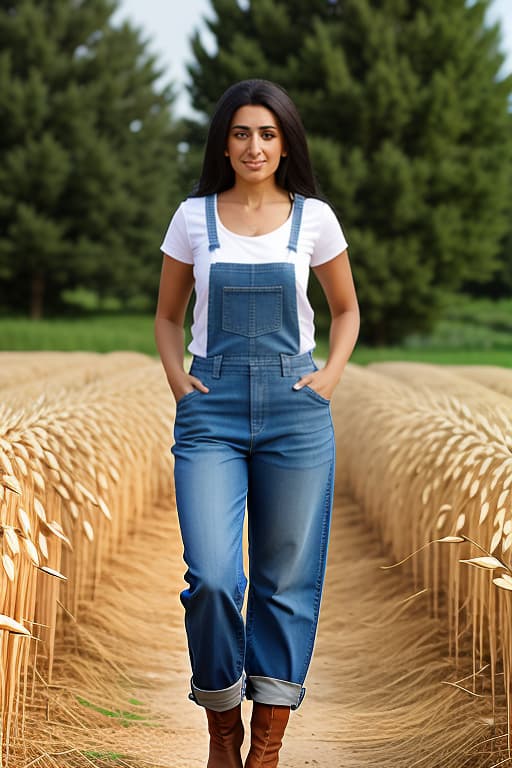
[0,0,179,318]
[186,0,512,344]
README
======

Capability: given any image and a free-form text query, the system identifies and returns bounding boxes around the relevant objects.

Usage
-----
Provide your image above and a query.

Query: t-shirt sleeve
[310,203,348,267]
[160,203,194,264]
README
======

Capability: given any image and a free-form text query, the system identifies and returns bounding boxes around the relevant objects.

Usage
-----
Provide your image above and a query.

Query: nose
[247,133,263,157]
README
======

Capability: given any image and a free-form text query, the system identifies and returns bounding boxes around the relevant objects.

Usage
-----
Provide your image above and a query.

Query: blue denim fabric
[171,195,335,712]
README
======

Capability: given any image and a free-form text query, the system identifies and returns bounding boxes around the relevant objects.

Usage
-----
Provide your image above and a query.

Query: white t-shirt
[160,194,348,357]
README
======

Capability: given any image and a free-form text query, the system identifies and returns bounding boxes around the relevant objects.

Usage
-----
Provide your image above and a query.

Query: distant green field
[0,294,511,367]
[0,315,158,355]
[350,346,512,367]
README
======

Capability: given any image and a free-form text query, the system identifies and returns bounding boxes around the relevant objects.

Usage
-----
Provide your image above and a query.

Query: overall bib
[172,194,335,712]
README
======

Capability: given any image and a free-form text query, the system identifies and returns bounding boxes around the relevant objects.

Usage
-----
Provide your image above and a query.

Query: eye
[233,131,248,139]
[262,132,276,140]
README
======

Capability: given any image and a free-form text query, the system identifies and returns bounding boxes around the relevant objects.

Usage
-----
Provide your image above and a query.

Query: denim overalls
[172,194,335,712]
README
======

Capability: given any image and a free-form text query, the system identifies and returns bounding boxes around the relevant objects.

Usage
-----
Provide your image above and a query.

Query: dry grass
[0,352,174,762]
[335,361,512,761]
[2,354,512,766]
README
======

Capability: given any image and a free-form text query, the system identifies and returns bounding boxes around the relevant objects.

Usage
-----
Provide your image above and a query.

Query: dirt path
[41,478,497,768]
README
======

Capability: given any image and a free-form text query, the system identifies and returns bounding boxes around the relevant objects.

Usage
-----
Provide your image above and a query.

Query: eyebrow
[230,124,278,130]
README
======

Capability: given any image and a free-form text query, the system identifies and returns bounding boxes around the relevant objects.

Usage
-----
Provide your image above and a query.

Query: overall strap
[205,194,220,252]
[287,194,305,253]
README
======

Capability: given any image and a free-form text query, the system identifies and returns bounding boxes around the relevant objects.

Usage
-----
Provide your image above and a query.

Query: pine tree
[0,0,179,318]
[186,0,512,344]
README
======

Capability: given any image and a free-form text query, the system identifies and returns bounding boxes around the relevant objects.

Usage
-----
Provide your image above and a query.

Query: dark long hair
[191,79,321,198]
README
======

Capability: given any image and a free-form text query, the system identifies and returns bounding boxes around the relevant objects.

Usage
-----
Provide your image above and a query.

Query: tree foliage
[0,0,179,317]
[186,0,512,344]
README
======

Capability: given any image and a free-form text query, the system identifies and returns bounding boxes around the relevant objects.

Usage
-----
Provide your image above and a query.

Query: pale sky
[112,0,512,118]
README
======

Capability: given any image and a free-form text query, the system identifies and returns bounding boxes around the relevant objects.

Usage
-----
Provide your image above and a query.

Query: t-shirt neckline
[214,193,295,240]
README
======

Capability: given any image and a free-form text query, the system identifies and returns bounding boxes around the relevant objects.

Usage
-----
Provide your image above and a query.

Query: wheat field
[1,352,511,767]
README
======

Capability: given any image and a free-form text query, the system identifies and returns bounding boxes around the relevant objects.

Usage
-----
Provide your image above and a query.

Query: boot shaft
[206,704,244,768]
[245,702,290,768]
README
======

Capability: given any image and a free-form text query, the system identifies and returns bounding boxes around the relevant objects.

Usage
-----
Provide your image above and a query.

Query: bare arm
[293,249,360,399]
[154,255,209,403]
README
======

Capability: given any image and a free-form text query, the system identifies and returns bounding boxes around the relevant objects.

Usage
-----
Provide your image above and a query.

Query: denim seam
[246,675,304,707]
[299,444,335,682]
[222,286,283,337]
[287,194,305,253]
[245,534,256,648]
[206,262,300,358]
[209,262,293,272]
[302,385,331,406]
[206,195,220,251]
[234,534,247,679]
[176,389,202,409]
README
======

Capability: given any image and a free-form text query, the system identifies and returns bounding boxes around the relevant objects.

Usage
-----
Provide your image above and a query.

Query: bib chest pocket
[222,286,283,338]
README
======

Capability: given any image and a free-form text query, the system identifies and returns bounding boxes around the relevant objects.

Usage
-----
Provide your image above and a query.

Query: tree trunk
[31,272,44,319]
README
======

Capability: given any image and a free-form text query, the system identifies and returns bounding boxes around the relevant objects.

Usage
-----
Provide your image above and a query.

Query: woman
[155,79,360,768]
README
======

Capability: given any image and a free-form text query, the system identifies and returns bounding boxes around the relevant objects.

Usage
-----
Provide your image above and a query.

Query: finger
[190,376,209,393]
[292,376,312,390]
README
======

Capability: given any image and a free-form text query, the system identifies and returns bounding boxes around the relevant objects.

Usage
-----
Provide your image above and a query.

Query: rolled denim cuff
[188,674,244,712]
[245,675,306,709]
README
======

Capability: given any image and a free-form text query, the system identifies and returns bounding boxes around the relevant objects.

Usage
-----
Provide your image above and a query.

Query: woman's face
[225,104,286,184]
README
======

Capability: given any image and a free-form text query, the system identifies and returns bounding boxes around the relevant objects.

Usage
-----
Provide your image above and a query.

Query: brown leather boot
[206,703,244,768]
[244,703,290,767]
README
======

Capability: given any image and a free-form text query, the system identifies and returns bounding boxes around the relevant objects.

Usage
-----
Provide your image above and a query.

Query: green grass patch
[0,315,157,354]
[315,293,512,365]
[82,751,127,763]
[350,346,512,367]
[76,695,153,727]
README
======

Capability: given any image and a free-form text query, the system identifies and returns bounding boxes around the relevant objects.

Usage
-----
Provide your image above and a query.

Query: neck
[225,178,288,208]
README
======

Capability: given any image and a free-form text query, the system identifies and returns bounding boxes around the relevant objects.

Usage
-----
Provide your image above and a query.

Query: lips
[243,161,265,170]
